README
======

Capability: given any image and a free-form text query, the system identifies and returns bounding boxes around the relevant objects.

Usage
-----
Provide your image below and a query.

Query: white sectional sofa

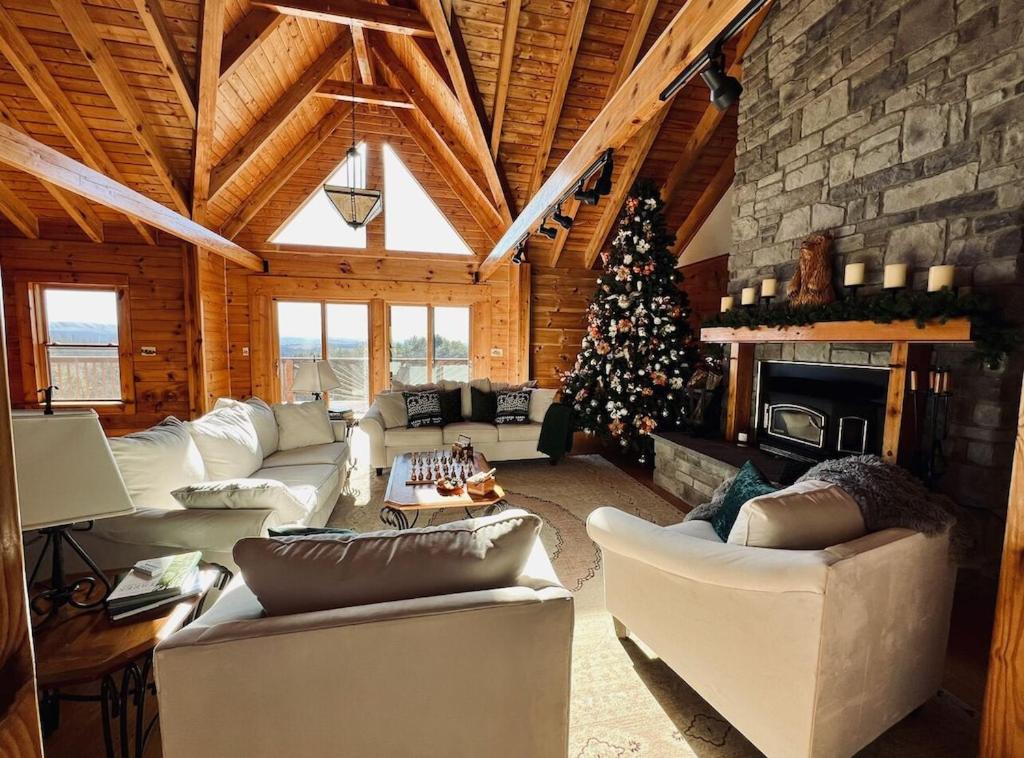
[361,379,555,474]
[73,397,350,571]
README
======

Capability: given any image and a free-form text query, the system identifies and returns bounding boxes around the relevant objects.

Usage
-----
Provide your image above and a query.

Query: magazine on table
[106,551,203,611]
[108,568,219,622]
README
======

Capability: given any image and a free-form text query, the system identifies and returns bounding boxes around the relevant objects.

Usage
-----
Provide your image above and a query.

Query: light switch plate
[490,347,504,357]
[140,346,157,357]
[242,346,250,357]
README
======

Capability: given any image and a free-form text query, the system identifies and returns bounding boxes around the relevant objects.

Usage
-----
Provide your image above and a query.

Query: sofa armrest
[587,507,836,593]
[330,420,348,441]
[93,506,282,555]
[360,405,387,468]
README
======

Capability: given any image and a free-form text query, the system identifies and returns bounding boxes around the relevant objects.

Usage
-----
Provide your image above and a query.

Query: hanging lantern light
[324,80,382,229]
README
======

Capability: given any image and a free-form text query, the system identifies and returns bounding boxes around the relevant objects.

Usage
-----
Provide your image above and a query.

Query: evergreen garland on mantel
[703,288,1019,369]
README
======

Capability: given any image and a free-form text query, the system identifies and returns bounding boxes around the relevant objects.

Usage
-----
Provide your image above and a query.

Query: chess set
[405,450,478,489]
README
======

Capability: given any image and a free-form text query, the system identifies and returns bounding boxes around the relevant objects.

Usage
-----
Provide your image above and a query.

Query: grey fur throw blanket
[685,455,963,555]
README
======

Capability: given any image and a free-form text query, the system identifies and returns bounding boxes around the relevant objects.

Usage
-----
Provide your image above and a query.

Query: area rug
[329,452,979,757]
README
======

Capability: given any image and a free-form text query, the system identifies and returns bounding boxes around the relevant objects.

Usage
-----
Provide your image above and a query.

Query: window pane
[277,301,323,402]
[434,362,469,382]
[326,303,369,413]
[44,289,118,346]
[47,345,121,401]
[389,305,427,385]
[433,307,469,360]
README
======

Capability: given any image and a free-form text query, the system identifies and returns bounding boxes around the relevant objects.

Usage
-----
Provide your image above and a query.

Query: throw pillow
[215,396,278,456]
[528,388,558,424]
[495,388,532,424]
[268,526,358,538]
[439,388,462,425]
[186,404,263,480]
[455,379,491,419]
[709,460,778,541]
[233,509,542,616]
[375,392,408,429]
[108,417,206,509]
[470,386,497,423]
[171,478,310,524]
[403,390,443,428]
[272,401,334,451]
[727,480,866,549]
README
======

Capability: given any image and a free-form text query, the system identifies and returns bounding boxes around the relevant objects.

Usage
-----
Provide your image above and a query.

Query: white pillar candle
[741,286,757,305]
[761,278,777,298]
[844,263,865,286]
[928,265,955,292]
[720,295,734,312]
[883,263,908,289]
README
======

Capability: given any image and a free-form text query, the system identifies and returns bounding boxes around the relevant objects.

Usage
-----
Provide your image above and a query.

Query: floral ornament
[608,419,625,436]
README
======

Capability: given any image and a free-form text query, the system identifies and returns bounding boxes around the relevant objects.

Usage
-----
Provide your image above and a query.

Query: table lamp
[292,360,342,401]
[12,408,134,623]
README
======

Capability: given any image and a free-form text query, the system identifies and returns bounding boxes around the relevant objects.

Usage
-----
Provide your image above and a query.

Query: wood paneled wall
[0,229,192,434]
[678,253,728,328]
[530,264,595,389]
[188,248,231,413]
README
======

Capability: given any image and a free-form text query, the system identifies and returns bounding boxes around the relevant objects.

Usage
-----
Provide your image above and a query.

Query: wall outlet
[490,347,504,357]
[241,346,250,357]
[140,346,157,357]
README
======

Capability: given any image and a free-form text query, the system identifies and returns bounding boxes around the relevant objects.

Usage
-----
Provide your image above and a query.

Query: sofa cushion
[384,426,444,447]
[215,397,278,456]
[253,464,339,513]
[529,388,558,424]
[390,380,438,392]
[262,441,349,469]
[710,460,778,541]
[403,390,443,428]
[187,405,262,480]
[375,392,408,429]
[727,479,867,549]
[470,387,497,423]
[233,509,542,615]
[273,401,333,451]
[440,379,491,420]
[495,389,532,424]
[108,418,206,509]
[442,421,498,444]
[497,422,543,442]
[171,479,309,523]
[439,388,462,425]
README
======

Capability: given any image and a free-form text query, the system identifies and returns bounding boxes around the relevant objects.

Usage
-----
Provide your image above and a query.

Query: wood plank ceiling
[0,0,746,272]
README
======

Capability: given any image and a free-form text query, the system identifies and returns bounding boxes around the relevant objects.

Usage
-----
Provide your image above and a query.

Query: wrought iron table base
[380,500,509,530]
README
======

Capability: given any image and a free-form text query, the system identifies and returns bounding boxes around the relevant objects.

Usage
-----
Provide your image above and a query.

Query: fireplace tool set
[909,369,953,486]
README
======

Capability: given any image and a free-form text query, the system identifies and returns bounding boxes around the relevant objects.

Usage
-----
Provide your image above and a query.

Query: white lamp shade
[292,360,342,394]
[12,409,134,530]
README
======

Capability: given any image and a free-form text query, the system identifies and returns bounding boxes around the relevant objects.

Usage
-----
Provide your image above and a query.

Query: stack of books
[328,408,355,423]
[106,552,216,622]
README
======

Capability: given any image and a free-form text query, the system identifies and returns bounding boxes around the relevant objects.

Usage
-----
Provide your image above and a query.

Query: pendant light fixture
[324,80,382,229]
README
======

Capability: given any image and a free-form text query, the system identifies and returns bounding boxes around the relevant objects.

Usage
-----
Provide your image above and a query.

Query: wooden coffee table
[381,451,506,529]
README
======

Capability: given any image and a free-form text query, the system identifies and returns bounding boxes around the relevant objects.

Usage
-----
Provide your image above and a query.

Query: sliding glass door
[389,305,470,384]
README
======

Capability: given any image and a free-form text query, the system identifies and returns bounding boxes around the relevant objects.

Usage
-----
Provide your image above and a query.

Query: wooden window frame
[13,272,135,413]
[386,303,472,384]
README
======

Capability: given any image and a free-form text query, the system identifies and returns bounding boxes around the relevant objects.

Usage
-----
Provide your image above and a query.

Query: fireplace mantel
[699,317,974,463]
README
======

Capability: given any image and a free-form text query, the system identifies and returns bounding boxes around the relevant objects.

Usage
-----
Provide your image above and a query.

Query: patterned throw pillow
[495,389,532,425]
[709,461,779,541]
[403,391,443,428]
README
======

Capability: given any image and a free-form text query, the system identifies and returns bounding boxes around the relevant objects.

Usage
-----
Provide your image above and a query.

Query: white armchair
[586,508,956,758]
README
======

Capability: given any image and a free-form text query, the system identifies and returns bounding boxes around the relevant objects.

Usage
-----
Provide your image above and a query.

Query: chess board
[383,451,504,510]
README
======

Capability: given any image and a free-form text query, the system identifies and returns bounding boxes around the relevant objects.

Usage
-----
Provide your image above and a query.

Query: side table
[33,563,231,758]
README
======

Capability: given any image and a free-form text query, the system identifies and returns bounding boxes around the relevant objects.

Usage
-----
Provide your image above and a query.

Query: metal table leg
[380,505,418,530]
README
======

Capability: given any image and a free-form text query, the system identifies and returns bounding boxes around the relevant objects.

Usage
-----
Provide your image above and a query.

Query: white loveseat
[74,398,350,572]
[362,379,554,474]
[587,508,956,758]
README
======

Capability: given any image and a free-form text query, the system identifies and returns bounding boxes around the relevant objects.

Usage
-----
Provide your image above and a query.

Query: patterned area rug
[329,452,979,757]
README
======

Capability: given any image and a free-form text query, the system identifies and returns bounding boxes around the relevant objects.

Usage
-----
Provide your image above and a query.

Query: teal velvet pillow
[268,526,357,538]
[709,461,778,541]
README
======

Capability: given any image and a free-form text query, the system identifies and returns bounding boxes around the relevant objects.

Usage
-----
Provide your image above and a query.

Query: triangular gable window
[383,144,471,255]
[270,143,368,248]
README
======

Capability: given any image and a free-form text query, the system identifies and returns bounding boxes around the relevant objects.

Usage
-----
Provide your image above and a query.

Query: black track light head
[511,237,528,264]
[700,53,743,111]
[574,186,600,205]
[552,205,573,229]
[595,154,614,196]
[538,222,558,240]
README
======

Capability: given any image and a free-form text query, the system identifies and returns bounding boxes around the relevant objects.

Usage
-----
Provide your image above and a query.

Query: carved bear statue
[787,232,836,307]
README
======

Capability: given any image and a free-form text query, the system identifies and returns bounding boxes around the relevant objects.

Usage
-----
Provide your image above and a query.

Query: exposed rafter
[55,0,191,217]
[489,0,520,159]
[193,0,226,225]
[0,5,154,244]
[316,80,413,108]
[0,101,103,243]
[221,102,353,239]
[131,0,197,126]
[526,0,591,198]
[0,124,262,270]
[479,0,765,281]
[0,179,39,239]
[351,25,374,83]
[671,152,735,256]
[210,33,353,199]
[548,0,657,267]
[254,0,434,37]
[220,8,284,82]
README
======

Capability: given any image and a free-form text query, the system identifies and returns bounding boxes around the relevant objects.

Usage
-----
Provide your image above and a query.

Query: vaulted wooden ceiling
[0,0,757,271]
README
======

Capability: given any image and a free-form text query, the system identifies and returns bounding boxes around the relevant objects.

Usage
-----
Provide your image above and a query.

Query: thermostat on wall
[140,346,157,357]
[490,347,504,358]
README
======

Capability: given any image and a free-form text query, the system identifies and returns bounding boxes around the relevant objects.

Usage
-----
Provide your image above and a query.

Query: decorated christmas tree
[559,180,699,462]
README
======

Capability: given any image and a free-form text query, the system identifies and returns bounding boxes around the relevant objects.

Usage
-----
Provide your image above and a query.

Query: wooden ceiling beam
[478,0,764,281]
[210,32,353,200]
[351,25,374,84]
[131,0,196,126]
[0,101,103,243]
[220,8,284,82]
[0,179,39,239]
[254,0,434,37]
[221,102,353,239]
[55,0,191,217]
[0,124,262,270]
[548,0,657,267]
[671,152,735,256]
[489,0,520,159]
[411,0,512,222]
[192,0,225,226]
[316,79,413,108]
[526,0,590,199]
[0,5,154,244]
